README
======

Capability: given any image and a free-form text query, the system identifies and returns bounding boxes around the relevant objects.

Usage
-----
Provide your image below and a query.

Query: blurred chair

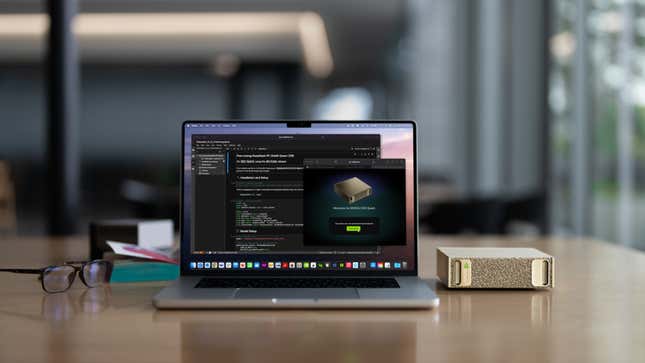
[417,174,459,219]
[421,197,506,234]
[120,179,179,227]
[0,160,17,234]
[503,193,546,235]
[421,192,546,236]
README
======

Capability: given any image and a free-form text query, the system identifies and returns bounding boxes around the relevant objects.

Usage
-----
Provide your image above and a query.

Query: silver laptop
[153,120,438,309]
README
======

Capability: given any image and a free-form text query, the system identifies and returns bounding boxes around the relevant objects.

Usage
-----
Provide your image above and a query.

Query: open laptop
[153,120,438,309]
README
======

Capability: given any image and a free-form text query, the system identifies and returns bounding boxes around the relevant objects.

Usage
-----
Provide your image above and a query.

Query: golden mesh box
[334,177,372,204]
[436,247,554,289]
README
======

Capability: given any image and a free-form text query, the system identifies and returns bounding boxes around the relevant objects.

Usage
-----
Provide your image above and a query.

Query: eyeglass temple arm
[64,260,88,265]
[0,268,42,274]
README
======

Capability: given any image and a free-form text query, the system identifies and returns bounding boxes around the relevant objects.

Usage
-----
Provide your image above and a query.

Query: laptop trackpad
[234,288,359,299]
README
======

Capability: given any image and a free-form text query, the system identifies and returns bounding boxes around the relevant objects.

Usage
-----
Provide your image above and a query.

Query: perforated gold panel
[436,247,554,289]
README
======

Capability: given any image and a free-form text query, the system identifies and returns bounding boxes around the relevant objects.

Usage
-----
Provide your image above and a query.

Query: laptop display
[181,121,417,275]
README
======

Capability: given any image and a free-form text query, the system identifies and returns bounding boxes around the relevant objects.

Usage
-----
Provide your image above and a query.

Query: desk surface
[0,235,644,363]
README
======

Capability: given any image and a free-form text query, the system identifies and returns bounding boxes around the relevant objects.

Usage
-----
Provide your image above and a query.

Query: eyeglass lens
[42,265,76,293]
[82,261,111,287]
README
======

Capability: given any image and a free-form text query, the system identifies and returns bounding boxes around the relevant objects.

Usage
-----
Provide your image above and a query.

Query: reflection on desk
[437,288,552,327]
[1,235,645,363]
[177,313,418,362]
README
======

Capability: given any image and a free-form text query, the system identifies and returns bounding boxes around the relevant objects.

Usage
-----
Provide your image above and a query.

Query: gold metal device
[436,247,554,289]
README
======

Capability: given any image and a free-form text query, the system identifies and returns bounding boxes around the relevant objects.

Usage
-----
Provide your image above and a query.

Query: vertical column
[47,0,81,235]
[572,0,592,236]
[475,0,508,196]
[617,0,635,246]
[541,0,553,233]
[406,0,464,187]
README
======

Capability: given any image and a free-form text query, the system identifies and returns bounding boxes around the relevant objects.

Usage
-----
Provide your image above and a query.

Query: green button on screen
[346,226,361,232]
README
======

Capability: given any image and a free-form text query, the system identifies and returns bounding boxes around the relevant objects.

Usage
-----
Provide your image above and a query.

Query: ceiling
[0,0,408,82]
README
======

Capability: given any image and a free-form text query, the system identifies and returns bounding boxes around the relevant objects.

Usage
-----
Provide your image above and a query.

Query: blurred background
[0,0,643,251]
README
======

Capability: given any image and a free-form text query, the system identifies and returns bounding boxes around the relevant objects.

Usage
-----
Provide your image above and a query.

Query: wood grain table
[0,235,644,363]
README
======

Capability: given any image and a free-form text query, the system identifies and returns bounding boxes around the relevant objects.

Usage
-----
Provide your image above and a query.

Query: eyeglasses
[0,260,113,293]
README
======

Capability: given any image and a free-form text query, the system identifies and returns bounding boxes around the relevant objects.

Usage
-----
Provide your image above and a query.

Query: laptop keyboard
[195,278,400,289]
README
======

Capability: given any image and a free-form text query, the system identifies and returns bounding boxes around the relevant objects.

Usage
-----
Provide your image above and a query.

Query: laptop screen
[182,121,417,275]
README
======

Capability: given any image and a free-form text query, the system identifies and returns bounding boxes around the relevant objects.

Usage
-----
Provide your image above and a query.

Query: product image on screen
[334,177,373,204]
[303,158,406,246]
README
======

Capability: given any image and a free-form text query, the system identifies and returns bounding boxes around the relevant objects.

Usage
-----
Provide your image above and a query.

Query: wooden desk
[1,235,644,363]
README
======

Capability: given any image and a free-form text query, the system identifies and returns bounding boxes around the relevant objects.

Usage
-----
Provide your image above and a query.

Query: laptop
[153,120,438,309]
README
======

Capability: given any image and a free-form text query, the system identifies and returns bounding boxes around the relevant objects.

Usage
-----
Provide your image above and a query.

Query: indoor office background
[0,0,642,250]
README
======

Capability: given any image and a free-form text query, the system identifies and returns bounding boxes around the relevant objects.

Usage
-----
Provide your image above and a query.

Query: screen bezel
[180,120,419,276]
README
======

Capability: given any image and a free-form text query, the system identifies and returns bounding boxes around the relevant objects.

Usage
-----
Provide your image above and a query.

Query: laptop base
[153,276,438,309]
